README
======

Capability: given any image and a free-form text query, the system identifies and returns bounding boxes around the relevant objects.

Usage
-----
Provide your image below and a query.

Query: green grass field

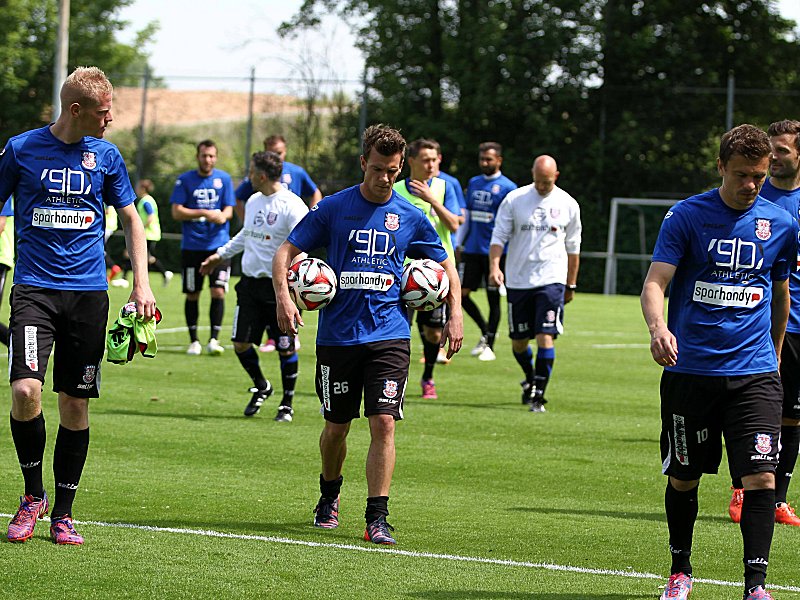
[0,283,798,599]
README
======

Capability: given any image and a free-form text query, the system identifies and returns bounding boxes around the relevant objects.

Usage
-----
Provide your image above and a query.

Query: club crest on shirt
[385,212,400,231]
[755,433,772,454]
[755,219,771,241]
[550,208,561,219]
[213,178,223,189]
[267,212,278,225]
[383,379,399,399]
[491,184,501,195]
[82,365,96,384]
[81,152,96,170]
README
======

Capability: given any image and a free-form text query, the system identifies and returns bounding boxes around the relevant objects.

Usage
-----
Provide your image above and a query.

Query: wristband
[566,284,577,291]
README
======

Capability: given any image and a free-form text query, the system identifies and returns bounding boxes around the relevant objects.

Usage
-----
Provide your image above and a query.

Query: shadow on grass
[94,408,243,421]
[406,593,652,599]
[506,505,732,524]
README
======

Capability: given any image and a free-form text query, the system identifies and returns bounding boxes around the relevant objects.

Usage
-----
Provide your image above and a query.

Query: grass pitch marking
[3,514,798,593]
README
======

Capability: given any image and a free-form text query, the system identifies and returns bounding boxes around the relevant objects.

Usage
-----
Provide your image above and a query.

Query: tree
[0,0,157,143]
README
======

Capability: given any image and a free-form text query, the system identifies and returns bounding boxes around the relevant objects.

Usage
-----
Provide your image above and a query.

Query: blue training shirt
[759,178,800,334]
[287,184,447,345]
[652,188,797,375]
[463,172,517,254]
[0,125,135,290]
[170,168,235,250]
[235,161,318,202]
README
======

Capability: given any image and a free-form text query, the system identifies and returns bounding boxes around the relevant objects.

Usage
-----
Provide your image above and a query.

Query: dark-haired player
[459,142,517,361]
[393,138,461,399]
[273,124,463,545]
[642,124,795,600]
[201,151,307,421]
[170,140,235,356]
[1,66,156,545]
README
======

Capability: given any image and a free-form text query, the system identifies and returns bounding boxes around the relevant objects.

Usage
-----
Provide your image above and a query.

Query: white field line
[3,514,799,593]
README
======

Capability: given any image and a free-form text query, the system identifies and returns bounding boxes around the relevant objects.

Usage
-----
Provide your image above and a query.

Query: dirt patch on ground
[112,87,300,131]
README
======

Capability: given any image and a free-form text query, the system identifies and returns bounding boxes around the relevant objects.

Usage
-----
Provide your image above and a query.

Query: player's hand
[129,282,157,321]
[488,268,504,288]
[200,253,221,275]
[441,315,463,359]
[408,179,436,204]
[206,209,226,224]
[276,295,304,336]
[649,325,678,367]
[564,288,575,304]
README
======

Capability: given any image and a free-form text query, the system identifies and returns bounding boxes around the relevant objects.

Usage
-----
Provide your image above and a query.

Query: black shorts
[507,284,564,339]
[458,253,505,292]
[181,249,230,294]
[9,285,108,398]
[415,302,449,329]
[231,276,295,349]
[780,332,800,420]
[315,339,410,424]
[659,370,783,481]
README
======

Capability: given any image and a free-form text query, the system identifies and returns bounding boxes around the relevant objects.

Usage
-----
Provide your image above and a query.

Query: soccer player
[0,66,157,545]
[641,124,795,600]
[273,124,463,545]
[393,138,461,399]
[170,140,235,356]
[459,142,517,362]
[489,155,581,412]
[200,151,308,421]
[727,119,800,529]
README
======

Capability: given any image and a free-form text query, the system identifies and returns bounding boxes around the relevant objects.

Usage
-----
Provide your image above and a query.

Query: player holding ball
[273,124,462,545]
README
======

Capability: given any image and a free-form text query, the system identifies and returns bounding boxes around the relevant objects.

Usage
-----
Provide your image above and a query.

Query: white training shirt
[216,187,308,279]
[490,183,582,289]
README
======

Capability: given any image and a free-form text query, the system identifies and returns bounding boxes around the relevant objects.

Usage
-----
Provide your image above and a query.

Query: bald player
[489,155,582,412]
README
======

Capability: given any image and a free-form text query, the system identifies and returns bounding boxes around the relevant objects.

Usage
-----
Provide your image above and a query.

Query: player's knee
[210,287,226,299]
[233,341,251,354]
[668,477,699,492]
[423,327,442,344]
[511,339,530,354]
[58,394,89,429]
[741,471,775,491]
[368,414,395,441]
[11,379,43,419]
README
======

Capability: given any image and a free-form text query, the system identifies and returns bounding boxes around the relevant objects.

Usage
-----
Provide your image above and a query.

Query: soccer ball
[401,259,449,311]
[287,257,337,311]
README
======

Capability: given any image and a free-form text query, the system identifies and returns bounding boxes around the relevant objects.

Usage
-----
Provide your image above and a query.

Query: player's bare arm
[565,253,580,304]
[272,241,304,335]
[439,258,464,358]
[770,277,790,364]
[119,203,157,320]
[407,179,460,232]
[170,203,216,222]
[488,244,504,287]
[207,205,233,225]
[641,261,678,366]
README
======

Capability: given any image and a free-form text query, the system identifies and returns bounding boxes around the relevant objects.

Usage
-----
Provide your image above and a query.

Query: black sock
[461,295,486,334]
[209,298,224,341]
[51,426,89,518]
[236,347,267,390]
[513,347,534,383]
[10,412,46,498]
[365,496,389,523]
[319,474,343,499]
[776,425,800,505]
[422,338,438,380]
[534,347,555,394]
[486,288,501,348]
[185,299,199,342]
[741,488,775,592]
[665,481,698,576]
[280,354,298,407]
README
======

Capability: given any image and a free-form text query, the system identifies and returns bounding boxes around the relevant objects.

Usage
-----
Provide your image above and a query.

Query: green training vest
[393,177,454,260]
